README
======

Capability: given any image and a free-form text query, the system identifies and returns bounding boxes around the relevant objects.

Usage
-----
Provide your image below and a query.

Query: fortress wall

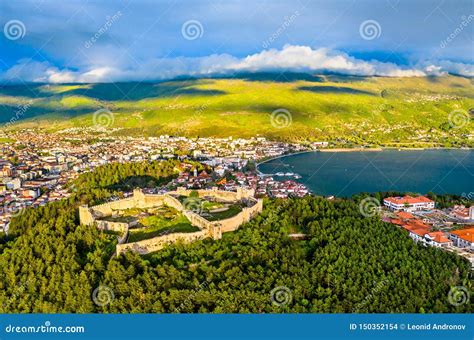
[97,220,128,233]
[220,199,263,233]
[219,213,246,233]
[91,198,136,216]
[183,210,215,231]
[116,230,208,256]
[117,228,129,244]
[79,206,94,226]
[174,187,254,202]
[81,188,263,256]
[163,195,184,211]
[142,194,166,208]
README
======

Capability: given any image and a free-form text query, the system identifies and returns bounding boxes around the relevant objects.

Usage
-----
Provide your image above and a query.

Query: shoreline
[256,147,473,173]
[318,147,383,153]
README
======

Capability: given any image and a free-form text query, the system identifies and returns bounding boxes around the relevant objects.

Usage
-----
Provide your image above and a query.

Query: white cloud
[1,45,472,83]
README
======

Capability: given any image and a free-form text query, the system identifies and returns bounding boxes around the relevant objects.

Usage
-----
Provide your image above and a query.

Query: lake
[258,150,474,197]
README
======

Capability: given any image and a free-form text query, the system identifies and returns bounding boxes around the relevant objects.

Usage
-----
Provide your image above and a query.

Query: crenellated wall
[175,187,255,202]
[79,187,263,256]
[116,230,209,255]
[219,200,263,233]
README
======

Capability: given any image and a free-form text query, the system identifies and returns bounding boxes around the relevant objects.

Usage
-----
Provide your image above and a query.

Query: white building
[449,227,474,250]
[383,195,435,212]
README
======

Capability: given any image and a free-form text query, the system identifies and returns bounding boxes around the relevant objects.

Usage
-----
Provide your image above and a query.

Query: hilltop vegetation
[0,74,472,146]
[0,161,472,313]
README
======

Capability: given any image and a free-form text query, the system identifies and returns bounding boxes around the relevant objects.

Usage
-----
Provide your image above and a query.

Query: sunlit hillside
[0,74,472,145]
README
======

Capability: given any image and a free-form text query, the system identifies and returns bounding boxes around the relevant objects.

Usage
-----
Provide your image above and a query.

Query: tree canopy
[0,161,472,313]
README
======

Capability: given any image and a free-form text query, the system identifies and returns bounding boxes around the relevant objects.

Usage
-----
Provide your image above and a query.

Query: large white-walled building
[383,195,435,212]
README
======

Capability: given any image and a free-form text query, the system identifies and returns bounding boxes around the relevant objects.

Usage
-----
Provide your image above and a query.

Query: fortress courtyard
[79,187,263,255]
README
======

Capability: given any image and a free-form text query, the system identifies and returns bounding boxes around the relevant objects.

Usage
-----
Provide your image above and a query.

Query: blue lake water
[258,150,474,197]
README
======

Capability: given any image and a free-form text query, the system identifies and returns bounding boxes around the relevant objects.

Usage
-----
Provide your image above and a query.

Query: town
[1,129,473,268]
[0,129,312,234]
[382,195,474,267]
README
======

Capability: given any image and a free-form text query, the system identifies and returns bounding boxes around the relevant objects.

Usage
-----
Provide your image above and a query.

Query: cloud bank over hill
[1,45,473,83]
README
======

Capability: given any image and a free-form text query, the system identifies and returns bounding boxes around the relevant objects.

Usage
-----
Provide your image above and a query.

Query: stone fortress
[79,187,263,256]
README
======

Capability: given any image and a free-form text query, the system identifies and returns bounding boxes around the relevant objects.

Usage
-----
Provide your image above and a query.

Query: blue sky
[0,0,473,82]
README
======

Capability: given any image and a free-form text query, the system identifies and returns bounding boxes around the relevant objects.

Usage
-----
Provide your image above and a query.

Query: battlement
[79,187,263,256]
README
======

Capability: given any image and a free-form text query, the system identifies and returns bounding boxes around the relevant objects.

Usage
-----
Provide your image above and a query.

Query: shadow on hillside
[298,85,375,96]
[0,84,53,99]
[61,82,227,101]
[0,82,227,102]
[106,175,174,191]
[0,103,92,124]
[216,72,327,83]
[212,72,373,83]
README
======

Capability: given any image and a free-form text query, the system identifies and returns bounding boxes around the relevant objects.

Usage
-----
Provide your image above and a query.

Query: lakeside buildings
[450,227,474,250]
[0,129,472,266]
[384,195,474,267]
[0,130,310,233]
[383,195,435,212]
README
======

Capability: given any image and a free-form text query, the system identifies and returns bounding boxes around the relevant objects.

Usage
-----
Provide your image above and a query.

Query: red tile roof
[396,211,415,220]
[384,195,433,205]
[426,231,451,244]
[450,227,474,243]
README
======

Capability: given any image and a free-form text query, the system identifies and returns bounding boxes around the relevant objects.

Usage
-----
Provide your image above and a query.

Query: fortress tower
[79,205,94,226]
[210,224,222,240]
[133,188,146,208]
[236,187,255,200]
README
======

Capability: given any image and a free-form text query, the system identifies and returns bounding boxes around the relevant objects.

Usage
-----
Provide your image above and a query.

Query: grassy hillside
[0,74,472,145]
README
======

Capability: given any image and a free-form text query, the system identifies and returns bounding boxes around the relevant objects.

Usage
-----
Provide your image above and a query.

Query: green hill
[1,160,472,313]
[1,74,473,145]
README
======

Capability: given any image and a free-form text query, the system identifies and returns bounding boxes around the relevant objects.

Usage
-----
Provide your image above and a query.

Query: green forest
[0,160,472,313]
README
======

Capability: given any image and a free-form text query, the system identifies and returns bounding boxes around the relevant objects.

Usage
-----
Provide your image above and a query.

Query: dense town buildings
[384,196,474,267]
[0,130,310,233]
[1,129,472,268]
